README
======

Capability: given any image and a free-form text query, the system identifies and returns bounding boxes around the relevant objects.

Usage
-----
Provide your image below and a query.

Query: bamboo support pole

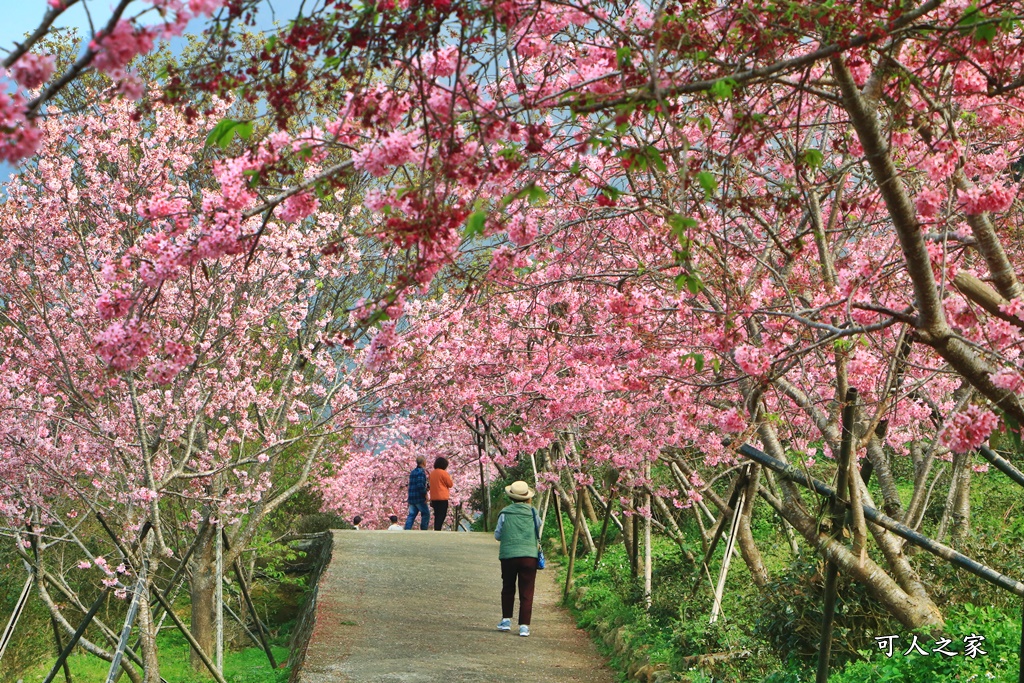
[735,443,1024,597]
[689,472,747,600]
[563,491,585,600]
[50,615,72,683]
[0,573,32,662]
[44,522,152,683]
[709,487,745,624]
[104,572,146,683]
[476,417,489,532]
[979,445,1024,489]
[817,387,858,683]
[586,484,623,531]
[131,519,208,657]
[630,493,640,579]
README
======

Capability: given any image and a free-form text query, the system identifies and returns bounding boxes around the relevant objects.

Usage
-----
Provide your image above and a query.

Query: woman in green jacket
[494,480,541,637]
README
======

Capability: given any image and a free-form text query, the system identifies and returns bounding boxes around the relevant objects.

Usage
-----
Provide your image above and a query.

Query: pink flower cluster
[145,341,196,384]
[93,319,153,372]
[990,367,1024,393]
[939,404,999,454]
[717,407,746,434]
[96,288,134,321]
[91,21,156,75]
[915,187,945,219]
[10,52,55,89]
[352,130,419,177]
[189,0,223,14]
[958,184,1015,215]
[277,191,320,223]
[733,344,771,376]
[0,90,42,162]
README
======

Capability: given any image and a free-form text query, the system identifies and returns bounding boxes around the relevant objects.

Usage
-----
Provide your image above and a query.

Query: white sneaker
[519,625,530,637]
[497,618,511,632]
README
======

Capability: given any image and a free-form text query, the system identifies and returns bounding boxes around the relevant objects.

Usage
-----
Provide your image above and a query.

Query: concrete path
[297,530,615,683]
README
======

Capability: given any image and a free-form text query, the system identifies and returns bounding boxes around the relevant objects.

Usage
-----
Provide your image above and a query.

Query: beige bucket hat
[505,480,536,501]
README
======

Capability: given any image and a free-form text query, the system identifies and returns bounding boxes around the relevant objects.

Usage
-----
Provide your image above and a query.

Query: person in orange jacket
[428,456,454,531]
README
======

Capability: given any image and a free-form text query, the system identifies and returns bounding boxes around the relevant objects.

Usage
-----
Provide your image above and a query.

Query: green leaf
[667,214,697,242]
[569,161,582,175]
[801,148,824,169]
[616,46,633,70]
[526,184,548,205]
[324,55,342,68]
[500,183,549,208]
[242,169,261,188]
[674,272,703,294]
[206,119,253,149]
[464,210,487,238]
[683,353,704,373]
[645,146,667,173]
[265,35,278,51]
[696,171,717,197]
[974,22,997,42]
[709,77,737,100]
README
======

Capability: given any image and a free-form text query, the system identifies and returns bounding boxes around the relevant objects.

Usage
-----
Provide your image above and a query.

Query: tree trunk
[582,486,599,525]
[866,437,903,518]
[758,421,943,629]
[190,524,218,673]
[736,467,769,587]
[937,452,965,543]
[138,585,161,682]
[951,457,972,545]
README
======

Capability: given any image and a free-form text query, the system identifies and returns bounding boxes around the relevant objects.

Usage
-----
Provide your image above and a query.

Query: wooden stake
[553,492,568,556]
[817,387,858,683]
[150,588,228,683]
[563,491,585,600]
[643,480,652,610]
[593,487,616,570]
[215,521,224,675]
[223,530,277,669]
[709,487,745,624]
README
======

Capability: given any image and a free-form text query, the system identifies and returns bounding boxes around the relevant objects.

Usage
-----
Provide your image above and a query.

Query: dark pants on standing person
[431,500,449,530]
[500,557,538,625]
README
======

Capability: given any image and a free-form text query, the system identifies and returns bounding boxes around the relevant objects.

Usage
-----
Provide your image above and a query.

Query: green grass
[22,629,289,683]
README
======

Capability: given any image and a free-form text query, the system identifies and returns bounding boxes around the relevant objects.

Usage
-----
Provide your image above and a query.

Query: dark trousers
[500,557,538,625]
[431,500,449,530]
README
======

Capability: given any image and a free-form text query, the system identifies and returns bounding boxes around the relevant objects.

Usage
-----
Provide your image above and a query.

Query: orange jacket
[429,469,454,501]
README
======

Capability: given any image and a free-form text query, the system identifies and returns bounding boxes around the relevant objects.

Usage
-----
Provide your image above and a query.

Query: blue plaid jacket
[407,466,427,503]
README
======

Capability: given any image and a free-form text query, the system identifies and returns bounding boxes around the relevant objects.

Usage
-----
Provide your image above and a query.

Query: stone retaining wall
[286,532,334,682]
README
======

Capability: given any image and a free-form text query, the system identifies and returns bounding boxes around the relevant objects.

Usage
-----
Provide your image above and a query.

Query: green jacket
[495,502,540,560]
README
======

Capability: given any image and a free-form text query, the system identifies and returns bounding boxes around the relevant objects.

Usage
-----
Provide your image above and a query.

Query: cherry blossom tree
[6,0,1024,639]
[0,94,365,677]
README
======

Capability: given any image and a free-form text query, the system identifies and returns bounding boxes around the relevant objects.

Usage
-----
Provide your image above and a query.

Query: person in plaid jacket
[403,456,431,530]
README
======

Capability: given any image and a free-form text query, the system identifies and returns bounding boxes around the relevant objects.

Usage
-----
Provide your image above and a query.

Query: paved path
[297,530,615,683]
